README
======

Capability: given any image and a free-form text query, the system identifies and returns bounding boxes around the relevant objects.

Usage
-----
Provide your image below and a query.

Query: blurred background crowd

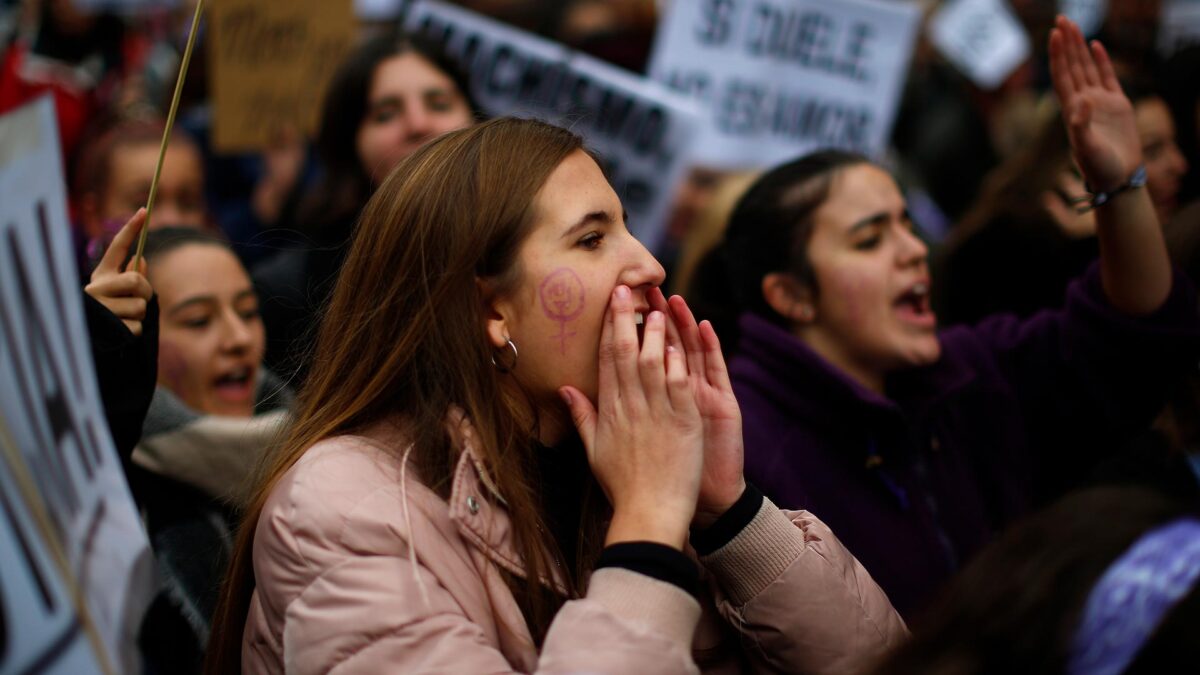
[4,0,1200,673]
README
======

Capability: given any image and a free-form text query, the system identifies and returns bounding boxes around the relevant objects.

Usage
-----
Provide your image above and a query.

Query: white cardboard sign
[1160,0,1200,56]
[1060,0,1109,37]
[405,0,704,250]
[646,0,921,169]
[929,0,1032,90]
[0,97,155,675]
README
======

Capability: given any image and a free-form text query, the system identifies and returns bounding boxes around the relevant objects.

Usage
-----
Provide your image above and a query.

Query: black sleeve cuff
[595,542,699,596]
[690,484,764,556]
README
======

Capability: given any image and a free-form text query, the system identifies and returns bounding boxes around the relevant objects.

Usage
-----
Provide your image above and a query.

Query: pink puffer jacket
[242,419,907,673]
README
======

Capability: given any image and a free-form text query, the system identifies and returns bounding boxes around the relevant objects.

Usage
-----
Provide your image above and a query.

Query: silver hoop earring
[491,338,518,373]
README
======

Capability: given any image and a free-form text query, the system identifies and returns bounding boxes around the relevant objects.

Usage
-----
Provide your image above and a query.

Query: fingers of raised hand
[698,319,733,392]
[125,255,148,277]
[597,291,621,400]
[87,271,152,301]
[665,345,695,414]
[96,208,146,275]
[607,285,644,402]
[667,294,708,378]
[121,319,143,337]
[638,311,668,399]
[1049,28,1074,101]
[1090,40,1120,92]
[560,385,597,451]
[648,286,684,355]
[1055,16,1094,89]
[102,296,148,321]
[128,271,152,300]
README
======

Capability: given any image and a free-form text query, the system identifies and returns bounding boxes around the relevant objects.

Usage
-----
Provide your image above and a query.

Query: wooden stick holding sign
[133,0,206,267]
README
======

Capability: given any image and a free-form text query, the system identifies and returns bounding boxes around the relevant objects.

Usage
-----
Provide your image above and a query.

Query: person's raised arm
[1050,15,1172,315]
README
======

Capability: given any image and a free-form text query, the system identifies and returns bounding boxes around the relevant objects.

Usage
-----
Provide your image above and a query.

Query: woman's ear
[762,272,815,323]
[477,277,512,349]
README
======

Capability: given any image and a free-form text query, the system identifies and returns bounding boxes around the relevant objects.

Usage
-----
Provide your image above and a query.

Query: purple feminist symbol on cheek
[538,267,585,355]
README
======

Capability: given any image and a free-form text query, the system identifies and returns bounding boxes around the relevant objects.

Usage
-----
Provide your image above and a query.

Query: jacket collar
[444,409,570,595]
[734,313,901,417]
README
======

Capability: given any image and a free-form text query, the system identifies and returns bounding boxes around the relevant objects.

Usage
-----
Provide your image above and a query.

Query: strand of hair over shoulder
[399,442,432,608]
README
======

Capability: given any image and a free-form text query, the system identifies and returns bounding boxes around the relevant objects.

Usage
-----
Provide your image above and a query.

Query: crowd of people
[5,0,1200,673]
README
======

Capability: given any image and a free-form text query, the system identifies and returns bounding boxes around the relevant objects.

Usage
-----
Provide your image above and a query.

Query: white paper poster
[646,0,921,169]
[0,97,155,675]
[405,0,704,250]
[1060,0,1109,37]
[1160,0,1200,55]
[929,0,1032,90]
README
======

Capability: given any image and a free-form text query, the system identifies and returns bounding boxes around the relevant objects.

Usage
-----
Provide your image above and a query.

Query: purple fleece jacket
[731,264,1200,617]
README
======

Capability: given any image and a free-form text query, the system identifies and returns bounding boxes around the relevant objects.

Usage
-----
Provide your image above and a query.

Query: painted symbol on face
[538,267,585,355]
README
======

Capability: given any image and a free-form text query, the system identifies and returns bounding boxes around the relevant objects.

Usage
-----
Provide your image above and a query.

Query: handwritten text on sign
[0,97,154,675]
[406,0,704,250]
[647,0,921,169]
[210,0,355,153]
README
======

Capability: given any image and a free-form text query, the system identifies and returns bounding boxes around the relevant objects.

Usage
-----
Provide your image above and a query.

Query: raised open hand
[650,287,746,529]
[1049,15,1142,192]
[84,208,153,336]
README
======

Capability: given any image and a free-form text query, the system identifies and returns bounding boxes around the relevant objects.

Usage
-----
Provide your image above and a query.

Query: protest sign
[209,0,355,152]
[1060,0,1108,37]
[929,0,1031,90]
[1160,0,1200,55]
[646,0,920,169]
[0,97,155,675]
[405,0,704,249]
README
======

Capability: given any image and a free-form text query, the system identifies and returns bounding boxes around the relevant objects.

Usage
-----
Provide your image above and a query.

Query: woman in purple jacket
[695,17,1200,616]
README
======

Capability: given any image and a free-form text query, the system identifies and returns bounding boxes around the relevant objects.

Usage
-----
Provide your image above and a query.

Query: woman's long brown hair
[205,118,595,673]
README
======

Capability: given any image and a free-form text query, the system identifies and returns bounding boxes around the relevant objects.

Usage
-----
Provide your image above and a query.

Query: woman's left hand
[651,288,746,529]
[1049,15,1142,192]
[85,208,153,336]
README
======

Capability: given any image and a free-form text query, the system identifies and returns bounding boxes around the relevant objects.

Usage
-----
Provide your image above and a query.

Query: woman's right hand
[1049,15,1142,192]
[84,208,153,336]
[560,285,704,550]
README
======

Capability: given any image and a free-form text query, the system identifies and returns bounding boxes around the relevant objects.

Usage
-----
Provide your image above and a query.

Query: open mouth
[894,282,936,327]
[213,365,255,402]
[635,311,646,344]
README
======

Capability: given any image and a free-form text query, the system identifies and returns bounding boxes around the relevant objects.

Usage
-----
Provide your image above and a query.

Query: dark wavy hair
[686,149,869,351]
[296,30,481,241]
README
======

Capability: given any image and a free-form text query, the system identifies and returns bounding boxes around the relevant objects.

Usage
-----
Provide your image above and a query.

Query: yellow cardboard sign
[209,0,355,153]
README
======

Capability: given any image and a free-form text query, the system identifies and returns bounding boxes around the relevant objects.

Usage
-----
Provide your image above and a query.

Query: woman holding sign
[207,117,906,674]
[695,17,1200,616]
